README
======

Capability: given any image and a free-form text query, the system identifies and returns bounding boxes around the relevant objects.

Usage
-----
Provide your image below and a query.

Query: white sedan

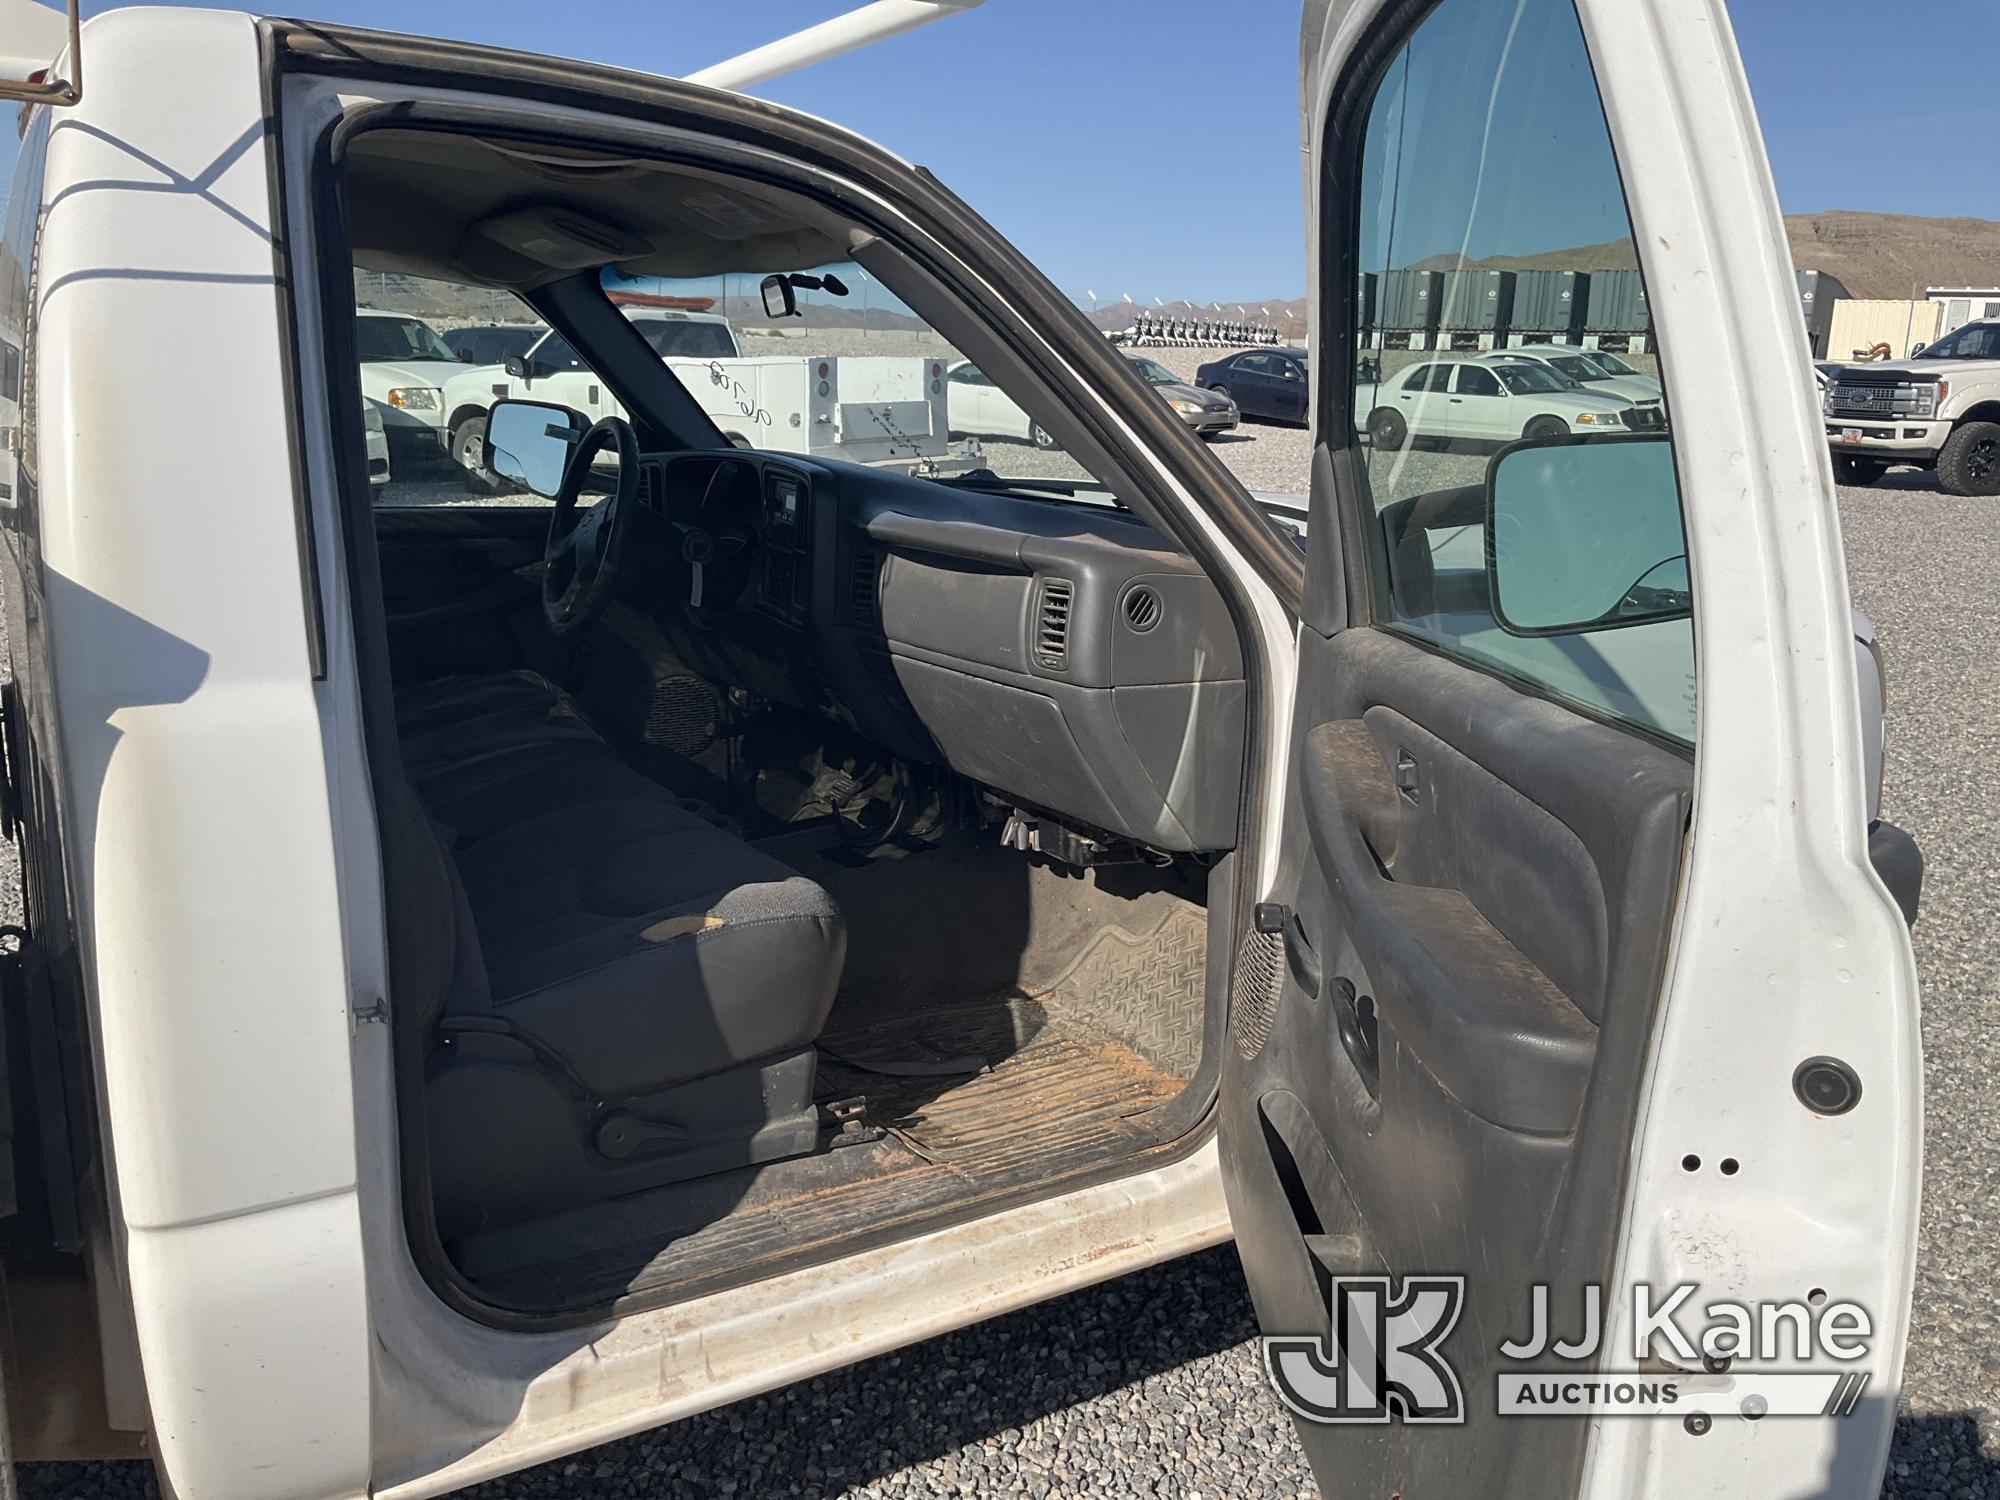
[1504,342,1665,403]
[945,359,1058,449]
[1361,354,1647,449]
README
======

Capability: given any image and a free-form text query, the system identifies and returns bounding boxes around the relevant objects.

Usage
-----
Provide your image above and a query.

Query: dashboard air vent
[850,547,881,624]
[1122,583,1162,633]
[1034,577,1075,669]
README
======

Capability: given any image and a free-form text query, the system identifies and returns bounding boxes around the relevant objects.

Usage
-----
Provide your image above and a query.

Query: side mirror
[1484,434,1687,636]
[1909,342,1926,357]
[0,0,81,106]
[483,399,584,499]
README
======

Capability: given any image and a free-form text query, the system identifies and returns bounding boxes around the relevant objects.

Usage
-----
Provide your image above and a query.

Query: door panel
[1228,623,1688,1494]
[1225,0,1703,1492]
[373,505,554,686]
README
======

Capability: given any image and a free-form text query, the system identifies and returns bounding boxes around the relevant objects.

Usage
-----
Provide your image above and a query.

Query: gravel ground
[8,465,1996,1500]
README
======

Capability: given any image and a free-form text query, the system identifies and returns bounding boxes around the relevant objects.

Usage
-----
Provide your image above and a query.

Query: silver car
[1124,352,1239,438]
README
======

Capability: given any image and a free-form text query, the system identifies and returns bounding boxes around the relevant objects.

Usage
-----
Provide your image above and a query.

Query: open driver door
[1217,1,1924,1496]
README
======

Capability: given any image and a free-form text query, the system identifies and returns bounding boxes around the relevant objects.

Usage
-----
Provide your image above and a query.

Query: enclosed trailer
[1437,268,1514,349]
[1796,269,1851,358]
[1584,266,1650,352]
[1506,268,1588,345]
[1371,268,1442,349]
[1826,299,1943,362]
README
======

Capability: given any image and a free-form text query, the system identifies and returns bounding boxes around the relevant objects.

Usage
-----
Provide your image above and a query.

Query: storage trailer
[1796,269,1851,359]
[1505,268,1588,346]
[1584,266,1650,353]
[1437,268,1514,350]
[1367,268,1442,350]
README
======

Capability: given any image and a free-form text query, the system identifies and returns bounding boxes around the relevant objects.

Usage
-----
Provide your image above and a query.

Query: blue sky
[8,0,1998,304]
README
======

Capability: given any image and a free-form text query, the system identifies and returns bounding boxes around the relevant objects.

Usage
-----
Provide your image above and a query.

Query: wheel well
[447,404,489,437]
[1953,401,2000,429]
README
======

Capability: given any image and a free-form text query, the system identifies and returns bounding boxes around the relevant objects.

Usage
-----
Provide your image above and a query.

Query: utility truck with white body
[0,3,1926,1500]
[442,298,961,478]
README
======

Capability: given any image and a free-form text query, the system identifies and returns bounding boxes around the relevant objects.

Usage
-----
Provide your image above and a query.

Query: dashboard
[631,449,1248,854]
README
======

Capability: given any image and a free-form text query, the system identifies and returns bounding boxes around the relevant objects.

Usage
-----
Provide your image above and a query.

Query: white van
[0,2,1923,1498]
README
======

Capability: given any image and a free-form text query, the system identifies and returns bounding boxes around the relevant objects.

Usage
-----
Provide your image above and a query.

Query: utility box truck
[441,305,963,478]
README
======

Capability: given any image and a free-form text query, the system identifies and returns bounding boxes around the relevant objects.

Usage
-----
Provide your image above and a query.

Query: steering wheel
[675,459,759,627]
[542,415,641,636]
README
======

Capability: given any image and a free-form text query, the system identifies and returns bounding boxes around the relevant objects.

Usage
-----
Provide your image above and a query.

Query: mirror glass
[760,274,797,320]
[1487,436,1687,634]
[485,399,581,498]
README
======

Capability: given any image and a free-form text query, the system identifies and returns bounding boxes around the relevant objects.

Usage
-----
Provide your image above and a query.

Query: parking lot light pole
[684,0,986,92]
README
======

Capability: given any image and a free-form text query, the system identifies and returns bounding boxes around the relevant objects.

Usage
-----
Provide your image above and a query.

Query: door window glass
[1344,0,1693,743]
[1454,365,1501,397]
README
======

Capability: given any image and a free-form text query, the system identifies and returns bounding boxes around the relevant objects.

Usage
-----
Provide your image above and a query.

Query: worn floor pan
[459,989,1192,1315]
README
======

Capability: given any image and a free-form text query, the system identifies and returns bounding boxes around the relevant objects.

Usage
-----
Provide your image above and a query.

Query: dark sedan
[1193,346,1309,424]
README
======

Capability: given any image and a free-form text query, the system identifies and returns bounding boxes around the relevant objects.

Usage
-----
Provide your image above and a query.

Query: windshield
[1915,321,2000,360]
[1542,354,1603,382]
[1494,363,1568,394]
[1587,350,1640,376]
[356,315,457,364]
[1128,357,1181,387]
[634,317,740,359]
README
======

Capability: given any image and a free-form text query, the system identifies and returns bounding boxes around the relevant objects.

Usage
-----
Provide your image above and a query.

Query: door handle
[1255,902,1322,1000]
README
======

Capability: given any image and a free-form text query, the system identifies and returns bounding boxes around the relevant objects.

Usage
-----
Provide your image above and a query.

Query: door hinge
[352,995,389,1025]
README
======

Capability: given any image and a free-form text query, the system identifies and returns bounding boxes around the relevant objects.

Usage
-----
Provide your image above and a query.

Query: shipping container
[1510,269,1588,337]
[1377,269,1443,331]
[1583,267,1649,333]
[1439,269,1515,331]
[1826,299,1943,362]
[1796,269,1851,358]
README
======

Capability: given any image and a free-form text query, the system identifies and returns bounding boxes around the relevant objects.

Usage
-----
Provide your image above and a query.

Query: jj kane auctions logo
[1265,1278,1876,1424]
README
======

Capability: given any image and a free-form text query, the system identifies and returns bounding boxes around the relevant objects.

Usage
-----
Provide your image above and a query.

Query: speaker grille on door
[1034,577,1074,669]
[1231,927,1286,1061]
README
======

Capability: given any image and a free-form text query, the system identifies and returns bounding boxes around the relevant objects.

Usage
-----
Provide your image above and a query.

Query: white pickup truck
[441,305,961,477]
[1823,317,2000,493]
[0,2,1925,1499]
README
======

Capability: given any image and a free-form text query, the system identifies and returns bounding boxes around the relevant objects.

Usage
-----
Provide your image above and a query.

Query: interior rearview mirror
[759,270,853,320]
[483,399,584,499]
[0,0,81,105]
[1485,435,1688,636]
[760,274,798,320]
